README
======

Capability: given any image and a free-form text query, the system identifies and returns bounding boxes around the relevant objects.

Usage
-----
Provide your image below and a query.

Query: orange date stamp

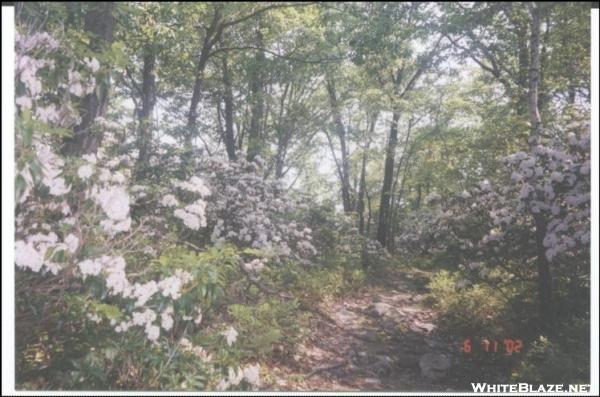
[461,337,523,355]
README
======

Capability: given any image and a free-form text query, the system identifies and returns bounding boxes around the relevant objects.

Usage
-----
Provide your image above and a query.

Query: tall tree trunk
[136,48,156,176]
[528,2,542,148]
[414,184,422,210]
[247,22,266,161]
[366,186,372,235]
[516,18,530,117]
[358,114,376,234]
[528,1,553,332]
[222,53,237,161]
[326,77,352,213]
[388,117,414,252]
[377,110,400,247]
[273,82,291,179]
[61,2,114,156]
[186,8,223,149]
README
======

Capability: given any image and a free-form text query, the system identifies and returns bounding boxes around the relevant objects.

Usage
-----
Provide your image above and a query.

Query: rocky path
[262,269,467,392]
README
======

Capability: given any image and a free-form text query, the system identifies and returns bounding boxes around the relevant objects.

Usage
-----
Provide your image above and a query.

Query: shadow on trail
[265,267,476,391]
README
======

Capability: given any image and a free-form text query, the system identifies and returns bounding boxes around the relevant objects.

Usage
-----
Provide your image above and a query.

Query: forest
[11,1,592,392]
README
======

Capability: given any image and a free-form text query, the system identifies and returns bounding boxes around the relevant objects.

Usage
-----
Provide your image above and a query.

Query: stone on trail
[367,302,393,317]
[419,352,452,379]
[364,377,381,387]
[411,319,436,334]
[395,352,420,368]
[373,355,394,376]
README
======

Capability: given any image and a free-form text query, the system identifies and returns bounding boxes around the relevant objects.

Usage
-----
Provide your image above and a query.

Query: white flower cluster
[161,306,174,330]
[132,280,159,306]
[78,255,127,285]
[504,127,591,262]
[15,232,78,275]
[16,31,59,54]
[168,176,210,230]
[242,258,266,273]
[129,308,160,341]
[75,254,195,341]
[216,364,260,390]
[77,164,94,180]
[90,185,131,236]
[87,313,102,323]
[17,54,48,101]
[222,326,238,346]
[37,144,71,196]
[158,275,183,299]
[179,337,212,362]
[173,176,211,196]
[194,307,203,325]
[83,57,100,73]
[173,199,208,230]
[193,157,317,259]
[160,194,179,207]
[92,185,130,220]
[68,69,95,97]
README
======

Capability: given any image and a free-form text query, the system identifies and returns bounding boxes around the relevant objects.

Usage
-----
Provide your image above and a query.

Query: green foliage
[427,270,509,336]
[513,336,578,384]
[265,260,366,305]
[229,298,309,359]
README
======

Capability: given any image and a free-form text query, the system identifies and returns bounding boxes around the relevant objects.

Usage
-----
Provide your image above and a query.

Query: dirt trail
[263,269,467,392]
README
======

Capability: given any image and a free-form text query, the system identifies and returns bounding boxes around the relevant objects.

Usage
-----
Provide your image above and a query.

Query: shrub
[427,270,509,336]
[228,299,310,359]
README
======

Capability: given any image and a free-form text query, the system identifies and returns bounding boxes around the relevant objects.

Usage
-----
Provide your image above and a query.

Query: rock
[373,355,394,376]
[410,320,436,334]
[351,328,380,342]
[352,350,371,366]
[395,353,420,368]
[364,377,381,387]
[419,352,452,379]
[424,336,445,350]
[334,308,355,325]
[367,302,393,317]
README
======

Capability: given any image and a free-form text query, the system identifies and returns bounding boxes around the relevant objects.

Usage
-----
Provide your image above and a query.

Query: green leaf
[15,174,26,202]
[96,304,122,320]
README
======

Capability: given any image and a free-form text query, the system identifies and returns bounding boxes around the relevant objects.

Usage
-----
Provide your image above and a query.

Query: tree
[61,2,115,156]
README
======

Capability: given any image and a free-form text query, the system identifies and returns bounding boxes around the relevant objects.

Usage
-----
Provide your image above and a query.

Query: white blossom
[100,217,131,236]
[84,57,100,73]
[158,276,182,299]
[161,194,179,207]
[15,240,44,272]
[64,234,79,253]
[87,313,102,323]
[194,308,203,325]
[145,324,160,341]
[82,153,97,164]
[132,281,159,307]
[222,326,238,346]
[243,364,260,386]
[243,258,265,273]
[78,258,103,278]
[132,308,157,327]
[227,367,244,386]
[16,95,32,109]
[77,164,94,180]
[92,186,130,221]
[161,307,174,331]
[174,208,202,230]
